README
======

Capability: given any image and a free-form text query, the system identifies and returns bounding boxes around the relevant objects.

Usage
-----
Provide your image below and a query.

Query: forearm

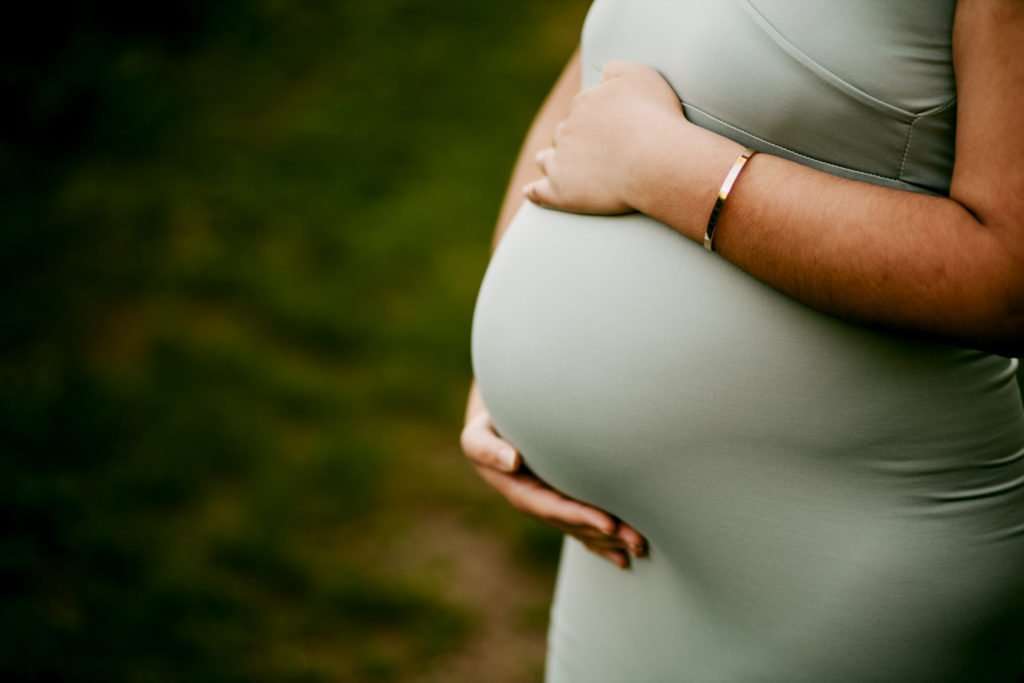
[632,123,1024,357]
[467,47,582,419]
[489,47,581,253]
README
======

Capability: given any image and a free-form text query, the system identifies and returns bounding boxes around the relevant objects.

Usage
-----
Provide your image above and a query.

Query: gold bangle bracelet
[703,146,757,253]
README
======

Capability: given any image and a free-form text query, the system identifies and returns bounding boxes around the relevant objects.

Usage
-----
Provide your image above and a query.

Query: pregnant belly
[470,201,1024,552]
[471,203,1024,673]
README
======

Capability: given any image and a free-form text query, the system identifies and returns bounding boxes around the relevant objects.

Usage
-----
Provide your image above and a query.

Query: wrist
[630,120,746,243]
[622,113,686,214]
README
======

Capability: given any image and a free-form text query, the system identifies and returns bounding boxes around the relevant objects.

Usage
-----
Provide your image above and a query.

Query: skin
[462,0,1024,570]
[526,0,1024,358]
[462,48,648,570]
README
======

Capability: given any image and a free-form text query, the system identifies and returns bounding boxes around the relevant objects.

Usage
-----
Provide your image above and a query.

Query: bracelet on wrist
[703,146,757,253]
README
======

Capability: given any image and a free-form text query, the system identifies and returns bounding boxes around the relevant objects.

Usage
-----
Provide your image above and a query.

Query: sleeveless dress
[470,1,1024,680]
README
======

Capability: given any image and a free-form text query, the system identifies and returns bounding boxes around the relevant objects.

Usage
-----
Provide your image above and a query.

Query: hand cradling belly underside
[470,201,1024,680]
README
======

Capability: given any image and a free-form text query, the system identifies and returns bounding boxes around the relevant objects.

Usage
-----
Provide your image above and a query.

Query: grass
[3,3,1021,681]
[1,2,590,681]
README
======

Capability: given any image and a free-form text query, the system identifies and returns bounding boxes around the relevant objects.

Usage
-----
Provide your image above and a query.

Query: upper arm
[949,0,1024,319]
[490,46,581,251]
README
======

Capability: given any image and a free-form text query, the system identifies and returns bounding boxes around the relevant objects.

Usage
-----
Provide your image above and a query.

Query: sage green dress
[470,1,1024,680]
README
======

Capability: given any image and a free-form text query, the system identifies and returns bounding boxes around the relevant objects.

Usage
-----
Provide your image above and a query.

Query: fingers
[561,515,648,568]
[474,465,617,534]
[535,147,555,175]
[532,484,620,535]
[571,521,647,558]
[526,148,560,207]
[615,521,649,558]
[553,120,566,146]
[460,412,520,472]
[523,177,558,207]
[574,531,631,550]
[600,59,659,83]
[600,58,638,81]
[590,546,631,570]
[509,472,617,534]
[472,462,650,570]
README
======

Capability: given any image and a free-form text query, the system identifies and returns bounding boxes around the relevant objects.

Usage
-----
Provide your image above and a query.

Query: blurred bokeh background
[2,1,590,681]
[3,2,1022,682]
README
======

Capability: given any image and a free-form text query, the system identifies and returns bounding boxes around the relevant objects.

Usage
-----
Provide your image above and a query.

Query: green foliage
[14,2,1009,681]
[2,1,584,680]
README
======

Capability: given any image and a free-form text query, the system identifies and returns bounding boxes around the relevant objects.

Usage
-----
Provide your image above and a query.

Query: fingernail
[502,447,519,470]
[522,183,532,195]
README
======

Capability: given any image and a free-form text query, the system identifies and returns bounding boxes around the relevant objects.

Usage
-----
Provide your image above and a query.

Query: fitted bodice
[470,4,1024,679]
[582,0,957,194]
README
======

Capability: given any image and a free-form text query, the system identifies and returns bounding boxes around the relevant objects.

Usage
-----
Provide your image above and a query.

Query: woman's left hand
[525,60,687,214]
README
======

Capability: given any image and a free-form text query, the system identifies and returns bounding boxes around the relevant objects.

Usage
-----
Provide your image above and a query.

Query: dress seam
[898,97,957,182]
[898,118,918,181]
[681,99,938,194]
[743,0,923,121]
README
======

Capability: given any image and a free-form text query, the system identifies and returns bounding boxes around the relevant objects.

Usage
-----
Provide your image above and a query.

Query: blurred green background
[2,2,589,681]
[3,3,1022,683]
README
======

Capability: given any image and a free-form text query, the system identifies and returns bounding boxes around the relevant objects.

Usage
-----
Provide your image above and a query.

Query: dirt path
[359,414,563,683]
[398,510,556,683]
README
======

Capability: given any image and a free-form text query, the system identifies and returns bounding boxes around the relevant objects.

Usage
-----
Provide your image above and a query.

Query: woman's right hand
[460,406,649,569]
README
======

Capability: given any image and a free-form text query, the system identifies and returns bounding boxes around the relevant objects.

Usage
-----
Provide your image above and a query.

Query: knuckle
[591,516,614,536]
[458,426,474,454]
[484,448,505,469]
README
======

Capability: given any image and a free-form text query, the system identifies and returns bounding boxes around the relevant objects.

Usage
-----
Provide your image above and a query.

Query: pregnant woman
[462,1,1024,680]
